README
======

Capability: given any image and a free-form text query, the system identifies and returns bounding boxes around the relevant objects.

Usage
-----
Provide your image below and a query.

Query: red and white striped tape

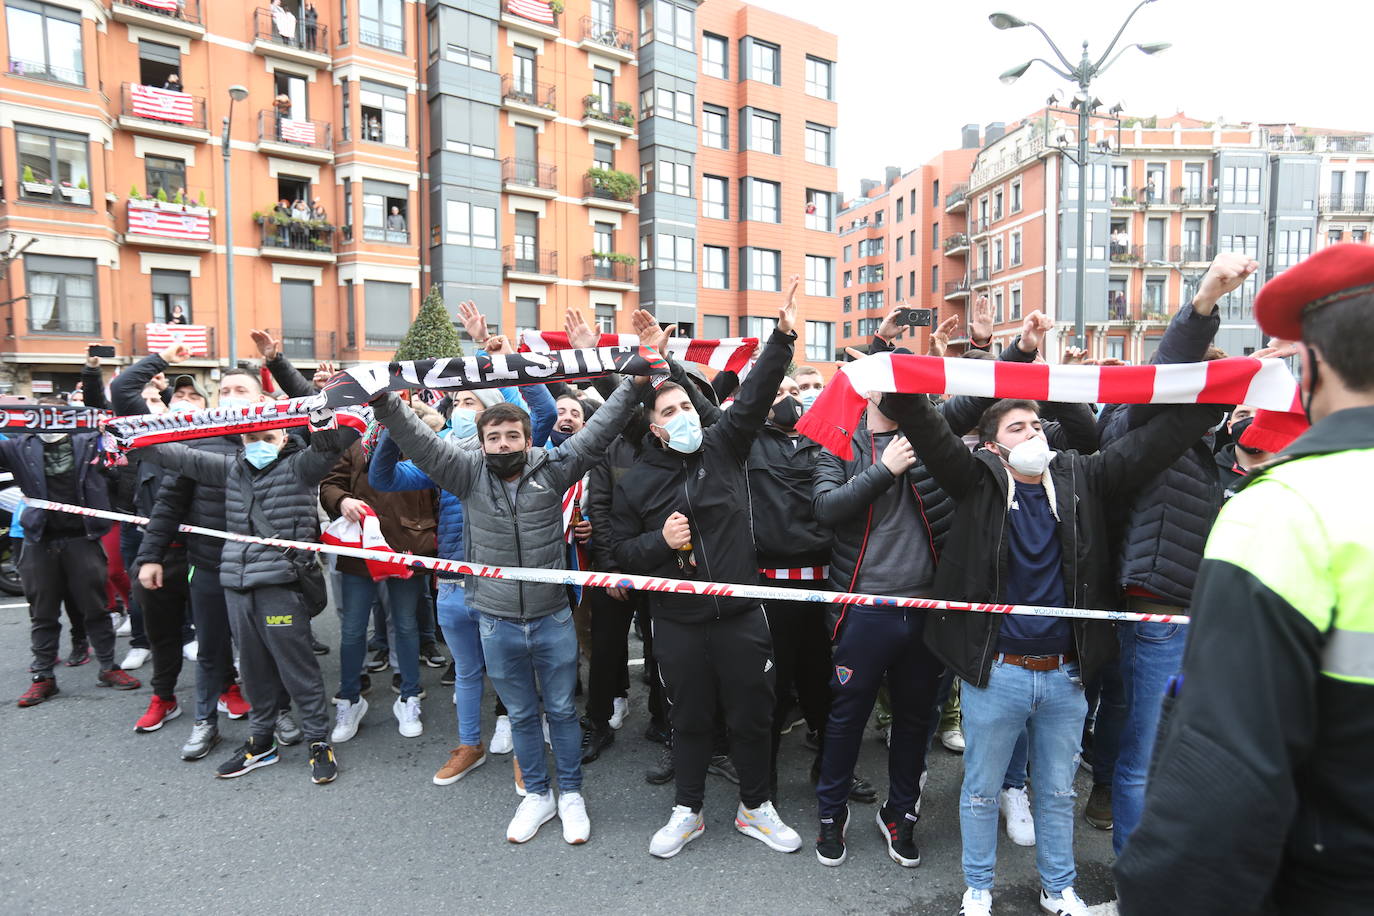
[25,499,1189,626]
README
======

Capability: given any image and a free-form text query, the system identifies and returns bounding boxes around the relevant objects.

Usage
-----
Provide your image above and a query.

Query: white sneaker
[331,697,367,743]
[1040,886,1090,916]
[1000,786,1036,846]
[558,791,591,845]
[734,800,802,853]
[959,887,993,916]
[120,647,151,671]
[182,640,198,662]
[506,790,556,843]
[649,805,704,859]
[114,613,131,636]
[490,715,514,754]
[940,728,966,753]
[394,696,422,738]
[609,696,629,730]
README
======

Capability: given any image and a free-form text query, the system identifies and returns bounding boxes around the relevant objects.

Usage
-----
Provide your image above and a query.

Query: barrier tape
[25,499,1190,626]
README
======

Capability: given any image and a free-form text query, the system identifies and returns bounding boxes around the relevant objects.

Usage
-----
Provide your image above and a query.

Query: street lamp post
[991,2,1169,350]
[222,85,249,369]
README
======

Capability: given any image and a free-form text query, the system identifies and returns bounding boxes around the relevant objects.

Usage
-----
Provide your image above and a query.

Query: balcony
[944,185,968,212]
[1320,193,1374,214]
[256,110,333,162]
[357,28,405,54]
[132,322,217,360]
[581,100,636,137]
[118,83,209,141]
[1110,193,1138,208]
[503,246,558,283]
[360,333,406,352]
[1123,244,1170,264]
[1138,185,1169,207]
[943,233,970,256]
[944,278,971,299]
[1176,187,1215,207]
[579,17,635,60]
[1170,244,1215,263]
[6,57,83,86]
[582,169,636,211]
[124,199,214,251]
[268,328,338,362]
[259,221,337,261]
[501,0,561,40]
[501,157,558,199]
[970,267,991,287]
[111,0,204,39]
[583,254,636,290]
[251,7,330,69]
[970,217,990,236]
[501,75,557,120]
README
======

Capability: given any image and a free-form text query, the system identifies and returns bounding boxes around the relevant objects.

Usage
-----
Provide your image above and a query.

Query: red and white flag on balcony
[507,0,556,25]
[133,0,181,11]
[130,84,194,124]
[146,323,209,357]
[128,202,210,242]
[519,330,758,374]
[279,117,317,145]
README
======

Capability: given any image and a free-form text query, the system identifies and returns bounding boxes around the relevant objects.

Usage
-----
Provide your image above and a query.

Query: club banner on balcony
[130,84,194,123]
[279,117,317,145]
[145,323,209,356]
[134,0,181,11]
[507,0,555,24]
[128,201,211,241]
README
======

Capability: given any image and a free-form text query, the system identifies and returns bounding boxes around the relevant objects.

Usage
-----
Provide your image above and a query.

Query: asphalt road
[1,600,1119,915]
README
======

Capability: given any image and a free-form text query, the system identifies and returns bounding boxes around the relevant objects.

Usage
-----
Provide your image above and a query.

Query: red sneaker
[134,695,182,732]
[97,668,141,690]
[218,684,249,719]
[17,676,59,707]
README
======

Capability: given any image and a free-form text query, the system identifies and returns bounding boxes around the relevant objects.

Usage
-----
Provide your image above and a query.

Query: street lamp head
[999,60,1033,84]
[988,12,1027,30]
[1137,41,1171,55]
[228,85,249,102]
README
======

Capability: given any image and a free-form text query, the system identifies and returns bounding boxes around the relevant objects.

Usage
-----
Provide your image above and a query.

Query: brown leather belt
[998,652,1076,671]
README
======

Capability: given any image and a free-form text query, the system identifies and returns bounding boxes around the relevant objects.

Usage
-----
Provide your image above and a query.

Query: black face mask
[770,395,803,429]
[484,450,526,479]
[548,428,573,447]
[1229,417,1265,455]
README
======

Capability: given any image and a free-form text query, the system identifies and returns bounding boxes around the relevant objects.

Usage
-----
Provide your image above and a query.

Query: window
[843,245,852,263]
[748,39,779,85]
[364,281,411,349]
[804,123,832,166]
[593,221,614,255]
[653,234,693,272]
[1011,231,1022,266]
[993,291,1004,323]
[339,0,349,43]
[16,125,88,203]
[805,55,833,99]
[747,248,781,291]
[151,269,191,324]
[641,86,693,124]
[434,97,497,158]
[993,239,1004,272]
[703,33,728,79]
[895,276,904,301]
[747,110,780,154]
[896,198,905,223]
[742,315,779,339]
[896,237,904,263]
[144,156,186,200]
[702,175,728,219]
[805,255,833,297]
[591,66,614,115]
[445,200,497,248]
[1011,287,1022,320]
[843,321,851,338]
[1354,228,1368,244]
[514,210,539,266]
[703,245,729,289]
[363,181,410,243]
[843,270,852,288]
[1144,277,1166,311]
[1275,228,1312,271]
[342,179,354,236]
[595,304,617,334]
[1220,234,1259,260]
[445,35,495,70]
[747,178,780,223]
[805,321,835,361]
[280,279,316,358]
[593,140,614,171]
[590,0,614,31]
[640,0,694,51]
[702,104,728,149]
[24,254,94,334]
[340,78,351,141]
[1328,228,1344,246]
[137,38,180,90]
[805,189,833,231]
[702,314,729,339]
[515,297,540,338]
[360,0,405,52]
[843,297,851,313]
[1221,165,1262,205]
[993,190,1004,221]
[6,0,82,85]
[360,80,407,146]
[930,225,936,249]
[1011,179,1022,213]
[653,160,691,197]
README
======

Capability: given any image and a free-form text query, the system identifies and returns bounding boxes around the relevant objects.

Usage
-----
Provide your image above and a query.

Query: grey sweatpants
[226,585,329,743]
[23,536,116,676]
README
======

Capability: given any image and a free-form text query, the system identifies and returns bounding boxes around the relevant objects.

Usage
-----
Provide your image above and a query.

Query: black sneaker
[816,805,849,866]
[850,774,879,804]
[420,640,447,668]
[311,637,329,656]
[643,720,671,746]
[359,673,372,696]
[390,673,427,699]
[645,744,675,785]
[803,729,821,751]
[876,803,921,867]
[309,741,338,784]
[581,719,615,764]
[708,754,739,785]
[365,648,390,672]
[440,661,456,687]
[216,736,279,778]
[65,641,92,667]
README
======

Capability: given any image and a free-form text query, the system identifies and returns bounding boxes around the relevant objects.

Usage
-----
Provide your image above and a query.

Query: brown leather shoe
[433,745,486,786]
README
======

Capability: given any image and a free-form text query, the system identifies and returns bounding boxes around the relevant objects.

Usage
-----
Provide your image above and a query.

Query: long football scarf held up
[797,352,1304,459]
[519,330,757,375]
[1,405,113,433]
[104,398,371,450]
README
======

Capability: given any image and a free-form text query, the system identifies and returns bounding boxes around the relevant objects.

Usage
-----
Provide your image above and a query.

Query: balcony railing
[114,0,201,25]
[362,225,409,244]
[1320,193,1374,213]
[7,57,83,85]
[944,233,970,253]
[27,315,99,335]
[971,267,990,285]
[580,17,633,51]
[358,28,404,53]
[583,255,636,284]
[944,185,968,208]
[120,82,207,130]
[944,278,971,297]
[127,198,213,242]
[970,217,990,235]
[253,7,328,53]
[502,157,557,191]
[501,74,556,111]
[1325,135,1374,153]
[268,327,337,361]
[260,221,336,253]
[1175,187,1214,206]
[503,246,558,276]
[257,110,332,151]
[1105,298,1131,321]
[1138,185,1167,206]
[362,333,406,351]
[133,322,217,357]
[1170,244,1215,263]
[583,170,636,202]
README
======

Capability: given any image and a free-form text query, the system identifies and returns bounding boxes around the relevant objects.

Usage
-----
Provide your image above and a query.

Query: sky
[741,0,1373,195]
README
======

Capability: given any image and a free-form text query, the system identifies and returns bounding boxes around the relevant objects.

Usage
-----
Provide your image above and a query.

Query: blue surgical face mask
[243,440,282,469]
[548,428,573,447]
[168,399,198,416]
[655,411,703,454]
[799,389,822,411]
[219,396,252,411]
[448,407,478,439]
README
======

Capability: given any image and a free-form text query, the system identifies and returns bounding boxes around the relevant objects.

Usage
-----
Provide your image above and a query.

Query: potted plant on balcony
[585,167,635,202]
[547,0,564,15]
[61,176,91,205]
[582,94,604,120]
[22,166,53,196]
[616,101,635,126]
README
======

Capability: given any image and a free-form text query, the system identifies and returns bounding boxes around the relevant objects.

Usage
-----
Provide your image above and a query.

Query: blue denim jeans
[478,607,582,797]
[436,581,485,746]
[1113,619,1187,854]
[960,658,1088,894]
[338,574,425,701]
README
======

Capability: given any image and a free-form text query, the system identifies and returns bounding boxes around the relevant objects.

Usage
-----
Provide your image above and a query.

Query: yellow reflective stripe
[1324,628,1374,685]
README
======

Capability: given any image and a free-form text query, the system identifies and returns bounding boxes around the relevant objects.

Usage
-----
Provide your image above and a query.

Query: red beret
[1254,243,1374,341]
[1239,408,1308,454]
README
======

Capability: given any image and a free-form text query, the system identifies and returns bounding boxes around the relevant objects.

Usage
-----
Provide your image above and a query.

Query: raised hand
[249,328,281,361]
[484,334,510,356]
[1192,252,1259,315]
[640,318,676,355]
[313,361,336,387]
[456,300,487,342]
[1017,309,1054,354]
[880,434,917,476]
[777,274,799,335]
[970,294,993,345]
[565,306,601,349]
[928,314,960,358]
[158,343,191,365]
[1063,346,1088,365]
[875,306,906,344]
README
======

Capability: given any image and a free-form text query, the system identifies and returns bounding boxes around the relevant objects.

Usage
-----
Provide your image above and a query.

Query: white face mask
[997,436,1053,477]
[168,399,198,416]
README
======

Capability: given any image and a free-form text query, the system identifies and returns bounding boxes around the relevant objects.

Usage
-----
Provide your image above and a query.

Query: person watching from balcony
[386,206,407,232]
[163,72,183,92]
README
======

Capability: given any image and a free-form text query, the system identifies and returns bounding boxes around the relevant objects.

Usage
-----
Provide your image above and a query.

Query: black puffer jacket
[749,425,829,569]
[135,435,243,571]
[1099,304,1222,606]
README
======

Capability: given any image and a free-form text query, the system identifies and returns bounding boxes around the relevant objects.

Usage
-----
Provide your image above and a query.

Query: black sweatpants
[652,605,775,810]
[767,596,833,785]
[587,588,661,726]
[226,585,329,743]
[23,536,115,675]
[132,548,190,700]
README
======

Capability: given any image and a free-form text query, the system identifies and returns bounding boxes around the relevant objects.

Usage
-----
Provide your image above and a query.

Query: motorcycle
[0,472,25,595]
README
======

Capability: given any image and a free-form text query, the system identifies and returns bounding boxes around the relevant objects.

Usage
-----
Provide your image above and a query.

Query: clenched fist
[662,511,692,550]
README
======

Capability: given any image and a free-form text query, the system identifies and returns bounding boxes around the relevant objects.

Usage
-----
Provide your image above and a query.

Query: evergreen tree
[394,286,465,362]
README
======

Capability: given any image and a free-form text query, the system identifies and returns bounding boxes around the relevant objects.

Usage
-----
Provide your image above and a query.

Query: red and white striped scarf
[519,330,757,374]
[320,506,414,581]
[796,353,1303,459]
[105,398,370,450]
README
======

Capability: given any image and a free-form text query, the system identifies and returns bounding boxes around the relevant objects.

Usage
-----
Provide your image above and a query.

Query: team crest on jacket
[835,665,853,685]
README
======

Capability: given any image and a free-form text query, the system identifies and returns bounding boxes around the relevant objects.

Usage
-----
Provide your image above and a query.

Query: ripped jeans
[959,657,1088,894]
